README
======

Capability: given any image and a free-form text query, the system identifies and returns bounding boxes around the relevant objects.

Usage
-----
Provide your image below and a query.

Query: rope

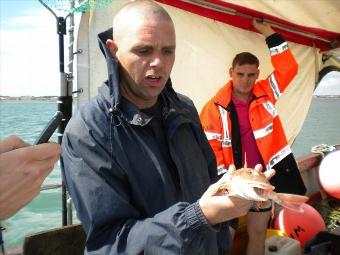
[311,144,336,158]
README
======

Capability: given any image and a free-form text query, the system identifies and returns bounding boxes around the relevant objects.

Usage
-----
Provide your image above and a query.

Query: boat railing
[297,144,340,202]
[40,183,74,226]
[67,198,73,225]
[41,183,62,191]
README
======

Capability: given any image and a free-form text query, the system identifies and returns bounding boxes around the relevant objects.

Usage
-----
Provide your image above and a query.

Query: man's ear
[106,39,117,58]
[256,69,260,80]
[229,67,233,77]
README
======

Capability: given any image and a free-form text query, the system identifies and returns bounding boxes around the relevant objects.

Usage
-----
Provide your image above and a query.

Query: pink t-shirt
[232,94,264,169]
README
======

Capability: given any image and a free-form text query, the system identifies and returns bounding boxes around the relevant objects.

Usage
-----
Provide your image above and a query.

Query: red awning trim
[156,0,340,51]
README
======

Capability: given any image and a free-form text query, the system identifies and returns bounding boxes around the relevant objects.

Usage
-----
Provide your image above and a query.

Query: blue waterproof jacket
[61,28,230,255]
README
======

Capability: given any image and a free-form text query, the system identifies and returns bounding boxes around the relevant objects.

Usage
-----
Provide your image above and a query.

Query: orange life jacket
[200,40,298,175]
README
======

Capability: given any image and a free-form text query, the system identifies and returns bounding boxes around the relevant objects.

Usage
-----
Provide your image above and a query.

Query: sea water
[0,97,339,249]
[292,97,340,156]
[0,102,67,249]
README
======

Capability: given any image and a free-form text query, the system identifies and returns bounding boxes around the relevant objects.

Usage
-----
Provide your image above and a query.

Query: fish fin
[275,200,305,212]
[271,193,309,212]
[244,153,247,168]
[275,193,309,203]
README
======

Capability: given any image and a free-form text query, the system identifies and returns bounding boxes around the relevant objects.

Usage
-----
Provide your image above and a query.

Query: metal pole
[65,0,75,225]
[190,0,333,44]
[68,1,75,96]
[38,0,74,227]
[55,15,71,227]
[67,197,74,225]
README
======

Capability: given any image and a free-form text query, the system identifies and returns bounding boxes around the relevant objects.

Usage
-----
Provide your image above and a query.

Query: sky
[0,0,339,97]
[0,0,61,96]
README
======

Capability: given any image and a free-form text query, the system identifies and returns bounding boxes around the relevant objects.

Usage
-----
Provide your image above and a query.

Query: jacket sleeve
[262,33,298,103]
[61,108,218,255]
[199,99,228,176]
[182,95,219,183]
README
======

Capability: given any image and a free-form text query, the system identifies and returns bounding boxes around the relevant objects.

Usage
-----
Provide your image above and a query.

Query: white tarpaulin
[76,0,340,145]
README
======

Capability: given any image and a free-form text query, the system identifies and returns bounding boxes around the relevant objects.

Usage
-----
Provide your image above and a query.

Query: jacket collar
[98,28,121,109]
[213,81,233,108]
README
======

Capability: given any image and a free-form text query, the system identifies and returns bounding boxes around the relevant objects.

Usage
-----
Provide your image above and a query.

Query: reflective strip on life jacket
[262,101,278,117]
[217,164,228,175]
[269,42,288,56]
[269,73,281,100]
[253,123,273,139]
[267,145,292,170]
[204,131,222,141]
[218,105,232,148]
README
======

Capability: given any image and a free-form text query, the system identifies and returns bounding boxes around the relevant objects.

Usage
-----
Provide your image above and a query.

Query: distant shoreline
[313,95,340,98]
[0,95,339,105]
[0,100,57,103]
[0,96,58,103]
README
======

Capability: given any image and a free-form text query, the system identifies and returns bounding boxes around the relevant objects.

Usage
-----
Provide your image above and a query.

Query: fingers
[38,154,60,180]
[254,164,263,172]
[252,18,264,30]
[0,135,29,154]
[21,143,61,161]
[0,153,58,220]
[211,164,238,195]
[24,154,59,180]
[225,164,236,177]
[253,164,275,180]
[203,181,224,197]
[252,18,260,27]
[228,164,236,172]
[0,141,60,220]
[264,169,276,180]
[1,153,58,197]
[251,18,275,37]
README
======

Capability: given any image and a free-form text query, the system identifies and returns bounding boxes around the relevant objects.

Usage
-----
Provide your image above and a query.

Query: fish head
[218,167,275,201]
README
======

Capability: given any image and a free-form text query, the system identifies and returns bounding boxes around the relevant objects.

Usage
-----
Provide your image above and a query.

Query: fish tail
[270,193,309,212]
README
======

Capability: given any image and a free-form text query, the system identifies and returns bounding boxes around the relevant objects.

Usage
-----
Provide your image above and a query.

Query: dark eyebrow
[236,72,256,75]
[163,45,176,51]
[131,44,176,53]
[132,45,153,51]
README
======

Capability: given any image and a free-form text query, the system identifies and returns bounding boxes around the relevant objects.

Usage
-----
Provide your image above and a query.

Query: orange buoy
[272,203,326,248]
[318,150,340,199]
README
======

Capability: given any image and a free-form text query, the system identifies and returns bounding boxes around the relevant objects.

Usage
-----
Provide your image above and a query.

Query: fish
[215,166,309,212]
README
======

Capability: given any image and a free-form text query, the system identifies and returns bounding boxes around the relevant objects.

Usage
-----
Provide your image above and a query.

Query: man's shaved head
[113,0,173,42]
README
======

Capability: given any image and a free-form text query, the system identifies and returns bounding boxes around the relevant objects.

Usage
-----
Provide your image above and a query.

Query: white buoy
[318,150,340,199]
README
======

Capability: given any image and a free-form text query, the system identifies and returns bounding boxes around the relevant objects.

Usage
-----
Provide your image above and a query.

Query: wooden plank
[22,224,85,255]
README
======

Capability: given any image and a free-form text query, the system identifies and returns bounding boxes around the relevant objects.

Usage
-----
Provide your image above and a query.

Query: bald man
[61,1,274,254]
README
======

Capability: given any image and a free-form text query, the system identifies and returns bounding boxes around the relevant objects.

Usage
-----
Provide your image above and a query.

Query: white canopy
[76,0,340,144]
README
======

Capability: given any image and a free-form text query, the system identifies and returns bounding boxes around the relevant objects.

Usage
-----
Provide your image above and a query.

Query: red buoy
[272,203,326,248]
